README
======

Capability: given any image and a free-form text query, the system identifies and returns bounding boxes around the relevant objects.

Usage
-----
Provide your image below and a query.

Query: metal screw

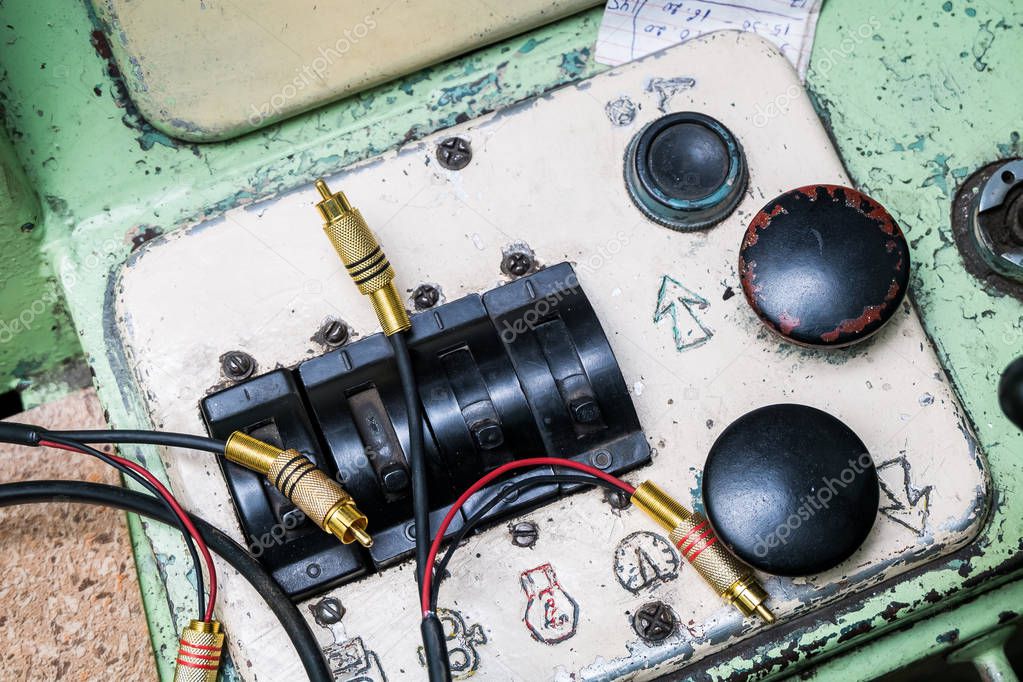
[380,465,410,494]
[633,601,677,642]
[437,137,472,170]
[320,319,350,346]
[404,521,417,542]
[311,598,346,625]
[220,351,256,381]
[591,450,613,470]
[510,521,539,548]
[502,251,534,277]
[470,419,504,450]
[413,284,441,310]
[605,489,630,510]
[570,397,601,424]
[306,563,322,578]
[500,482,519,503]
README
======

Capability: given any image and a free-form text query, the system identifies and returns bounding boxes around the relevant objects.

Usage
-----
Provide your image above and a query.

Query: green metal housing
[0,0,1019,678]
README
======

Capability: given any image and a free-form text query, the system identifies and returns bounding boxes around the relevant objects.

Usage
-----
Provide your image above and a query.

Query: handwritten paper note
[595,0,823,80]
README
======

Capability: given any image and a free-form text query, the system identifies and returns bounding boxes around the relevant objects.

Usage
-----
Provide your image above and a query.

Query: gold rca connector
[225,432,373,547]
[314,179,411,336]
[174,620,224,682]
[631,481,775,624]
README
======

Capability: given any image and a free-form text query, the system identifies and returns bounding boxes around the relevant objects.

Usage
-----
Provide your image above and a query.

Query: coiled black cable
[0,480,332,682]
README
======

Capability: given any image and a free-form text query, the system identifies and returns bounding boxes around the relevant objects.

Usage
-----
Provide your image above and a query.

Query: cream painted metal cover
[90,0,599,142]
[113,33,988,680]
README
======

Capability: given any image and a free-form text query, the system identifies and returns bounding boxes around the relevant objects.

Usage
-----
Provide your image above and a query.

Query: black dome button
[625,112,747,231]
[702,404,879,577]
[739,185,910,347]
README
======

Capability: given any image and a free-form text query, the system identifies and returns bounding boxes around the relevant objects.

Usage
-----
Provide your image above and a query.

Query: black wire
[41,435,207,619]
[390,332,445,679]
[390,332,430,585]
[45,429,225,454]
[430,474,623,610]
[0,480,332,682]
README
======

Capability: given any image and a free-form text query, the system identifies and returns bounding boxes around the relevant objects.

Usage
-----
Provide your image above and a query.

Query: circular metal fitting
[969,158,1023,282]
[624,112,747,231]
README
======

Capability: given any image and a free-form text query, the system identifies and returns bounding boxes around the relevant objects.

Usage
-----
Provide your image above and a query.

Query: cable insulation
[39,438,217,621]
[421,457,633,615]
[0,480,331,682]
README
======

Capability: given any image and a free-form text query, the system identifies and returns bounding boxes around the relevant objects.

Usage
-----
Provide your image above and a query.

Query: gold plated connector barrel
[631,481,774,623]
[314,179,411,336]
[225,432,373,547]
[174,620,224,682]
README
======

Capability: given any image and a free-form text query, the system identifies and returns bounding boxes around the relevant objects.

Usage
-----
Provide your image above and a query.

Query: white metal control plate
[113,32,988,681]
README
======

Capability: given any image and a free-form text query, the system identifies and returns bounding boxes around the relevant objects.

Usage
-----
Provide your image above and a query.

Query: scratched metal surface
[112,33,988,680]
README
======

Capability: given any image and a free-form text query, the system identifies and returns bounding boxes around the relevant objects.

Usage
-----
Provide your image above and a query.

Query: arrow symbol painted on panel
[877,455,932,536]
[654,275,713,352]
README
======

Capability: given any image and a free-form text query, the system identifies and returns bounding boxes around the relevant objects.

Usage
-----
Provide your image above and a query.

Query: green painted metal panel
[0,0,1019,678]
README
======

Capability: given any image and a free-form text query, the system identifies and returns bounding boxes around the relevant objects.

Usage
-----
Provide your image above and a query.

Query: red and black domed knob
[739,185,910,347]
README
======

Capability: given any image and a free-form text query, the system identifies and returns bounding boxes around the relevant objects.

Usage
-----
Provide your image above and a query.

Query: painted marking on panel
[521,562,579,644]
[654,275,713,352]
[417,608,488,680]
[877,455,933,535]
[613,531,681,594]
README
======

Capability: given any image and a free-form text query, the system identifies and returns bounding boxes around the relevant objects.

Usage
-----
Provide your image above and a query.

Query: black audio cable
[429,474,623,610]
[0,480,332,682]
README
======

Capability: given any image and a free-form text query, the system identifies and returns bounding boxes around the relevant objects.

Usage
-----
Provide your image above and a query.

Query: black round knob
[625,112,747,231]
[999,356,1023,431]
[739,185,910,347]
[702,404,879,577]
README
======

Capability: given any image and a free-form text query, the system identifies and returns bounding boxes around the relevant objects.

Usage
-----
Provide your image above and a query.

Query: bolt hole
[1002,170,1016,184]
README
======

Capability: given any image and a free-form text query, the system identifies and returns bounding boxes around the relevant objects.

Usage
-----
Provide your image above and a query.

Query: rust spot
[778,311,801,335]
[744,203,787,248]
[885,281,901,301]
[820,303,886,343]
[837,620,873,643]
[880,600,910,622]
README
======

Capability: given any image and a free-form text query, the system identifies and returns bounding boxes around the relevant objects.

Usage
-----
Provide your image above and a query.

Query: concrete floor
[0,388,156,680]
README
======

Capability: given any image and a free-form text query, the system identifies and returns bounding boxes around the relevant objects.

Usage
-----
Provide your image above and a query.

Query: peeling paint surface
[0,0,1020,679]
[113,33,987,680]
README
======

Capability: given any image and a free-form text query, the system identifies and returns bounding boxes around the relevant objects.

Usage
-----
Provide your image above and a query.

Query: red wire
[419,457,634,616]
[39,440,218,622]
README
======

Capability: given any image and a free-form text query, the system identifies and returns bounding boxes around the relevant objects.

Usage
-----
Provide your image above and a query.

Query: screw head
[404,522,417,542]
[570,397,601,424]
[220,351,256,381]
[437,137,472,170]
[471,419,504,450]
[502,251,534,278]
[380,465,410,494]
[605,489,631,510]
[319,319,350,346]
[510,521,539,548]
[591,450,613,470]
[413,284,441,310]
[633,601,677,642]
[311,597,346,626]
